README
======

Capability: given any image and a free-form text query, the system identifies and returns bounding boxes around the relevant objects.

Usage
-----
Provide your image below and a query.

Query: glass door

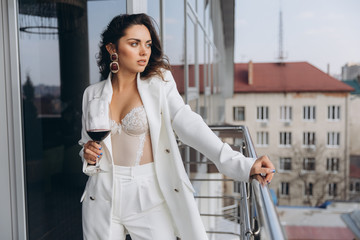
[17,0,126,239]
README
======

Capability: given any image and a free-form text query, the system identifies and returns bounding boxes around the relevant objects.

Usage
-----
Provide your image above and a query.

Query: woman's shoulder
[82,80,107,100]
[85,80,107,92]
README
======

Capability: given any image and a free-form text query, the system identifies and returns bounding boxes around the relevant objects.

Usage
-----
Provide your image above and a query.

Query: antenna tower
[278,3,285,61]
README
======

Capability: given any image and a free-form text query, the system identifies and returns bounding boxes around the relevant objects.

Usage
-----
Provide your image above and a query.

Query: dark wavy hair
[97,13,170,80]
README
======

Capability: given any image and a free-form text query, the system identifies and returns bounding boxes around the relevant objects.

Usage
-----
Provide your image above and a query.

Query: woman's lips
[137,60,147,66]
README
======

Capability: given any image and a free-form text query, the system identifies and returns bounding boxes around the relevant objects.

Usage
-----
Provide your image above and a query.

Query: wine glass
[86,98,111,167]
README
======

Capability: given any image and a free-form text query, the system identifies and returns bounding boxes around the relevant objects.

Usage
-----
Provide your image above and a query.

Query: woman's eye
[146,43,152,48]
[131,42,138,47]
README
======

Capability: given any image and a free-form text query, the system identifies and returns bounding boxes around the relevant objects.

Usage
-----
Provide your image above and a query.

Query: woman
[79,13,275,240]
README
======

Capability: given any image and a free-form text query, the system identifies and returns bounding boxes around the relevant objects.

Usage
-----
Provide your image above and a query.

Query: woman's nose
[140,46,148,56]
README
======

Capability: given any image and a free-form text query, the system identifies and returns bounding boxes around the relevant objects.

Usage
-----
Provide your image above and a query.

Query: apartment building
[225,61,354,206]
[343,78,360,200]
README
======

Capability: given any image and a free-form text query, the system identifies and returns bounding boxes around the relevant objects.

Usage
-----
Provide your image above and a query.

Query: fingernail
[100,153,103,155]
[97,155,100,158]
[268,181,271,185]
[272,169,276,173]
[99,147,102,150]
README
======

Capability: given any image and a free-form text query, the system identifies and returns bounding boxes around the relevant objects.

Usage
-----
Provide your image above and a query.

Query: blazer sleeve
[78,87,100,176]
[163,70,255,182]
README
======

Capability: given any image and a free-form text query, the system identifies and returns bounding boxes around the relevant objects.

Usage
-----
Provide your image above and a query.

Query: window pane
[18,0,126,238]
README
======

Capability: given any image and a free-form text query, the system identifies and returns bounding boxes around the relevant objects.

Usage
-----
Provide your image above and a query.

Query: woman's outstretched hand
[249,155,275,185]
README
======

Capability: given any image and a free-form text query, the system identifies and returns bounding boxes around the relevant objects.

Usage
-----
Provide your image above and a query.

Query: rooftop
[234,62,354,93]
[343,78,360,95]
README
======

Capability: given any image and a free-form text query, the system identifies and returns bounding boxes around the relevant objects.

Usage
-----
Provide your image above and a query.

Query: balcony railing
[179,125,287,240]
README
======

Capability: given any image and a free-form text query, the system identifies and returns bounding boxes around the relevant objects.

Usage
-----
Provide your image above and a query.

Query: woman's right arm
[78,88,103,176]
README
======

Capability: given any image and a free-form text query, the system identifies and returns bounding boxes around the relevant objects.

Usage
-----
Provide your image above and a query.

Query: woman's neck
[111,71,137,92]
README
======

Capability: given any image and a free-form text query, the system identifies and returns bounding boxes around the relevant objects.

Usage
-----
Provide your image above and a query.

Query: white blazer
[79,70,255,240]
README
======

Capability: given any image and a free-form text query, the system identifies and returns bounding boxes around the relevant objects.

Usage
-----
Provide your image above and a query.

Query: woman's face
[115,24,152,75]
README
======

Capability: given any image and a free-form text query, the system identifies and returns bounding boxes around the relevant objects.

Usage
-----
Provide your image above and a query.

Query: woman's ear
[105,43,115,55]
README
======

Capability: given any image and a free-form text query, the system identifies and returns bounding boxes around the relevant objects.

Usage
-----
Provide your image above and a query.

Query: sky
[234,0,360,77]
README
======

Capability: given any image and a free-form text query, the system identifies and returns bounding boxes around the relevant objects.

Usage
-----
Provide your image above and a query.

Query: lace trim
[134,133,146,166]
[110,106,148,136]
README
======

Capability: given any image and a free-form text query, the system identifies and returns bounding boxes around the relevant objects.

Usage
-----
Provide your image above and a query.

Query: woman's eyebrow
[127,38,152,43]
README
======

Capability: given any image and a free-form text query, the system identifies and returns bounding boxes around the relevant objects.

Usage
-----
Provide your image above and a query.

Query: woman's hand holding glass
[85,98,111,167]
[84,141,103,165]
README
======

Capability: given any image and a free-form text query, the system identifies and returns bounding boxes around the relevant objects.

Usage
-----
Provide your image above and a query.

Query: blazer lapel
[137,73,161,158]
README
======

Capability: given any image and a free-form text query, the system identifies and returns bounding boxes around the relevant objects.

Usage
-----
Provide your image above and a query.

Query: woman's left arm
[163,70,275,183]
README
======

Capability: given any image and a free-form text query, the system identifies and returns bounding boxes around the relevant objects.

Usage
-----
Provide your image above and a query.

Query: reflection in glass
[147,0,160,29]
[164,0,185,94]
[18,0,125,239]
[187,16,196,88]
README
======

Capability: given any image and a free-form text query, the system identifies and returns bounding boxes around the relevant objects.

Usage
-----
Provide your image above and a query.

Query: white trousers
[110,163,176,240]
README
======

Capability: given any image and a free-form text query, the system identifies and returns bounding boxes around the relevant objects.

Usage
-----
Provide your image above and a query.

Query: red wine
[87,129,110,142]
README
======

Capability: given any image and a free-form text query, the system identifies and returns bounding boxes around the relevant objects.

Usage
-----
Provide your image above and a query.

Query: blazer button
[174,188,179,192]
[90,196,95,200]
[165,149,170,153]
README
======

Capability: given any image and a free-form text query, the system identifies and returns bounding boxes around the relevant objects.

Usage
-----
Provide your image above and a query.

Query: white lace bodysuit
[110,106,153,166]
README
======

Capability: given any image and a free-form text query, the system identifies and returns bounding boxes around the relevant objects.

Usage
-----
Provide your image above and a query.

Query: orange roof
[170,62,354,94]
[234,62,354,93]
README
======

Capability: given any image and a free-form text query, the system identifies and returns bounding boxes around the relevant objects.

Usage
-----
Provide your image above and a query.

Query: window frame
[279,132,292,147]
[280,182,290,196]
[326,157,339,173]
[328,183,337,197]
[304,182,313,197]
[256,131,269,147]
[280,105,292,122]
[302,157,316,172]
[233,106,245,121]
[327,105,341,121]
[303,132,316,147]
[279,157,292,172]
[257,106,269,122]
[303,105,316,121]
[327,132,340,147]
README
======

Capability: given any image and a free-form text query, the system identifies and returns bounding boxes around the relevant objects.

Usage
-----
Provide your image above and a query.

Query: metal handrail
[180,125,286,239]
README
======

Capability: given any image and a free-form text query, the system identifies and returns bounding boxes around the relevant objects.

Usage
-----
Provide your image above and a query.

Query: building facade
[342,62,360,81]
[225,62,354,206]
[343,78,360,200]
[0,0,236,239]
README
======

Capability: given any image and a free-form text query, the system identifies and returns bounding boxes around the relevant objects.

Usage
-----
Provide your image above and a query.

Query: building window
[256,131,269,147]
[280,132,292,146]
[303,106,316,121]
[233,106,245,121]
[328,105,340,120]
[356,182,360,192]
[257,106,269,121]
[327,132,340,147]
[328,183,337,197]
[280,182,290,196]
[350,182,354,192]
[304,182,313,196]
[303,158,316,171]
[326,158,339,172]
[279,158,292,171]
[280,106,292,121]
[303,132,316,147]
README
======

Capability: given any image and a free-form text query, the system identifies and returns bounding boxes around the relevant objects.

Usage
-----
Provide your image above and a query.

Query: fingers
[250,155,276,185]
[83,141,103,165]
